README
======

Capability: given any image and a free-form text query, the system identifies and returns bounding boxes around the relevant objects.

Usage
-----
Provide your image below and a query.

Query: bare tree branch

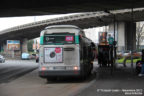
[136,23,144,49]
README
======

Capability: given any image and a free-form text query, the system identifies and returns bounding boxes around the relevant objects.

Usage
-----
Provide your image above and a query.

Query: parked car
[117,51,122,55]
[29,54,36,59]
[116,51,123,59]
[36,54,39,63]
[133,50,142,55]
[0,55,5,63]
[21,53,30,60]
[123,50,130,57]
[32,54,36,57]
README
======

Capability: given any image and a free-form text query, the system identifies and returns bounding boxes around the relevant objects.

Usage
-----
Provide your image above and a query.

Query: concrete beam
[21,38,28,53]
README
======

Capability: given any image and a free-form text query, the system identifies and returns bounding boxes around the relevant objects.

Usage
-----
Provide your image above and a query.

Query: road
[0,60,38,83]
[0,60,143,96]
[0,60,96,96]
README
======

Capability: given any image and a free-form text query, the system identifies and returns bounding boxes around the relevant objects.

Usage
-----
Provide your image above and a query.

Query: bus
[38,25,95,81]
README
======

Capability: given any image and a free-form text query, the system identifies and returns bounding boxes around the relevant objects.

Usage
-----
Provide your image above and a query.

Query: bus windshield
[44,33,75,45]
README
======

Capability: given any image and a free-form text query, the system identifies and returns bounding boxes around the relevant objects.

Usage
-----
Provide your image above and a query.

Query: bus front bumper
[39,70,81,78]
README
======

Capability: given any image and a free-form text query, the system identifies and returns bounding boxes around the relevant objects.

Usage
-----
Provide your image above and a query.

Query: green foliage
[117,58,141,63]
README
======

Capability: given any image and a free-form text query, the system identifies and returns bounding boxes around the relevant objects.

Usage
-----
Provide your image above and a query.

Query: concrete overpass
[0,0,144,17]
[1,8,144,42]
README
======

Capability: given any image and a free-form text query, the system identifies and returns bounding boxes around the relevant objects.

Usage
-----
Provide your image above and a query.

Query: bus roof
[40,25,83,36]
[44,25,80,30]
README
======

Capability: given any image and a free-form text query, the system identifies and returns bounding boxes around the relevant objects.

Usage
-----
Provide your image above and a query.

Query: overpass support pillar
[21,38,28,53]
[1,42,9,57]
[108,22,136,51]
[125,22,136,51]
[3,43,7,53]
[0,43,4,53]
[0,42,6,54]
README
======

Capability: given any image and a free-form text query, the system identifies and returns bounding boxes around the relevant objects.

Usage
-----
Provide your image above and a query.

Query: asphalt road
[0,60,96,96]
[0,60,38,83]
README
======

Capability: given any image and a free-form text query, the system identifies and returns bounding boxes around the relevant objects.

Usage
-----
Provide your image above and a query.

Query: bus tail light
[41,67,46,71]
[73,66,78,70]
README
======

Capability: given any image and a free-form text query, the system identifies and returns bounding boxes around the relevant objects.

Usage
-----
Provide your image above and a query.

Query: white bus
[38,25,95,81]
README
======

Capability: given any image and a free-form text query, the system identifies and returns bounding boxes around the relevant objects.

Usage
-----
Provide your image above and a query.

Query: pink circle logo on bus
[55,48,61,53]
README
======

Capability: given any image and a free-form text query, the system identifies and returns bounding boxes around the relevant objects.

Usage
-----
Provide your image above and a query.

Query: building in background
[7,40,20,51]
[84,26,109,45]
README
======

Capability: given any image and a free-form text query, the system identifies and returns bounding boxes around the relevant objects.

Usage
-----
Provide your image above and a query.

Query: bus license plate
[54,66,65,70]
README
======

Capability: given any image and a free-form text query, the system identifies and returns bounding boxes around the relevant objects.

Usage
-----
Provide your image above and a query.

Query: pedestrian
[108,34,114,45]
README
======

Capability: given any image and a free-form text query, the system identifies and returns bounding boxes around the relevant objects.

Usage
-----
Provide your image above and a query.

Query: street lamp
[130,8,134,71]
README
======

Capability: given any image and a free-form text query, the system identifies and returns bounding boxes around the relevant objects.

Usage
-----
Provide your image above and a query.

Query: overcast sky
[0,14,71,31]
[0,14,104,43]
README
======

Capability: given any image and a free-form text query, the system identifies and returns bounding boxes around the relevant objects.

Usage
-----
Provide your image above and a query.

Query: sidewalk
[75,64,144,96]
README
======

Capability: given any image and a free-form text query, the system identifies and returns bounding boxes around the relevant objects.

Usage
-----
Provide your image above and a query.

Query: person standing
[108,34,114,45]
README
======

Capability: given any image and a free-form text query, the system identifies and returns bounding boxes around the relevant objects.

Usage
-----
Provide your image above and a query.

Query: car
[32,54,36,57]
[21,53,30,60]
[0,55,5,63]
[122,50,130,57]
[117,51,122,55]
[133,50,142,56]
[36,54,39,63]
[29,54,36,59]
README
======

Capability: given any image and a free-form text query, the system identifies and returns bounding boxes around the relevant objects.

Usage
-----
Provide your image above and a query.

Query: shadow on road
[95,67,144,80]
[0,67,38,84]
[46,73,96,84]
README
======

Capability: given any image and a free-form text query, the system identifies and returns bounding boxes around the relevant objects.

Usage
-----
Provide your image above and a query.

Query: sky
[0,14,105,43]
[0,14,70,31]
[84,27,105,43]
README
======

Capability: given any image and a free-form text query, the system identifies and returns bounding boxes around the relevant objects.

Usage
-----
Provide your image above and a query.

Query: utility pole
[34,16,37,53]
[131,7,134,72]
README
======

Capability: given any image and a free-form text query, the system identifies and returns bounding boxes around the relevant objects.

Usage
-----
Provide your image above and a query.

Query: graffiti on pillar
[7,40,20,51]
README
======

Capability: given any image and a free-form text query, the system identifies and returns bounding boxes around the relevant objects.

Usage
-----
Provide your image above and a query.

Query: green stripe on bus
[75,36,79,44]
[44,43,64,45]
[40,36,44,45]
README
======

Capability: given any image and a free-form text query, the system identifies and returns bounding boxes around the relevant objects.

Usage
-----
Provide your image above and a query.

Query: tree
[27,39,34,52]
[136,22,144,49]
